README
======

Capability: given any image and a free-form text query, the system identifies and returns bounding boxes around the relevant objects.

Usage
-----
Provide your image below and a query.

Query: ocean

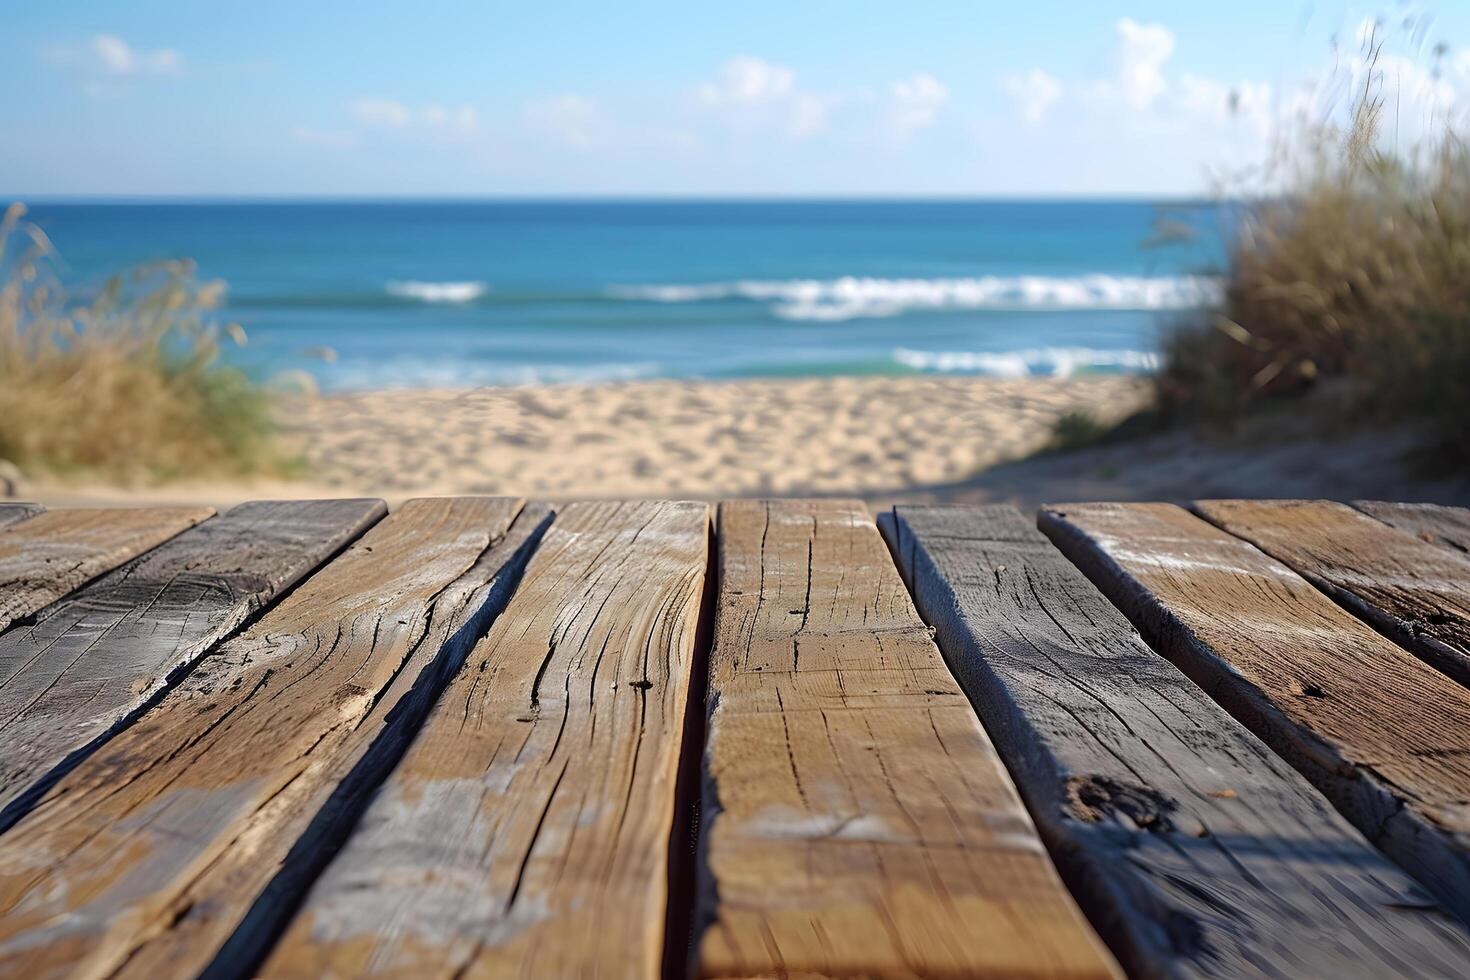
[21,200,1229,391]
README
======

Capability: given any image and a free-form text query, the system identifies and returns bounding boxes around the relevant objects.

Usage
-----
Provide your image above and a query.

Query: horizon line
[7,192,1234,206]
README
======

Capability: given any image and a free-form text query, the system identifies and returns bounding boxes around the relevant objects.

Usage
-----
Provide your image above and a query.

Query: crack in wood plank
[0,499,387,827]
[694,499,1121,979]
[1355,501,1470,555]
[0,504,42,531]
[0,497,531,979]
[259,500,710,979]
[891,503,1470,979]
[0,506,213,634]
[1193,499,1470,689]
[1040,501,1470,927]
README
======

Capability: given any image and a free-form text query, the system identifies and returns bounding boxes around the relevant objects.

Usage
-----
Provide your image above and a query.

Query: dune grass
[0,203,284,482]
[1156,34,1470,460]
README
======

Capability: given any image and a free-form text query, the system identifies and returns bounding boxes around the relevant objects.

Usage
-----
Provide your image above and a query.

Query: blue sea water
[21,200,1229,391]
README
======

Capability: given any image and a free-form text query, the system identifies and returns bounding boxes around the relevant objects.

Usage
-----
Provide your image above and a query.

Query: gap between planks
[0,505,213,634]
[1356,501,1470,555]
[1194,499,1470,690]
[887,503,1470,980]
[1040,501,1470,927]
[0,503,43,531]
[0,498,388,831]
[692,499,1121,979]
[259,500,711,979]
[0,497,543,980]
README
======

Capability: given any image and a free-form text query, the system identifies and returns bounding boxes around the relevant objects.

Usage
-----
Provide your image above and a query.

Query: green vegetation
[1047,410,1110,453]
[1157,33,1470,461]
[0,203,284,481]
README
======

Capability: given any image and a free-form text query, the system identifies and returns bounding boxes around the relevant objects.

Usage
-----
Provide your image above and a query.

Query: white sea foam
[893,346,1160,378]
[610,274,1219,321]
[386,280,489,303]
[327,359,660,391]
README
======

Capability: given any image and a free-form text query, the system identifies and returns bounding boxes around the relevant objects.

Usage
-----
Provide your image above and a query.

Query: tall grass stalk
[1157,30,1470,458]
[0,203,281,480]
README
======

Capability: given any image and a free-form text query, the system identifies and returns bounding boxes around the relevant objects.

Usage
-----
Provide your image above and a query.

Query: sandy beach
[20,374,1469,511]
[19,376,1141,505]
[283,375,1150,497]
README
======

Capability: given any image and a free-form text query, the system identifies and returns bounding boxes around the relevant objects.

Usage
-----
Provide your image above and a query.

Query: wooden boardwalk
[0,498,1468,978]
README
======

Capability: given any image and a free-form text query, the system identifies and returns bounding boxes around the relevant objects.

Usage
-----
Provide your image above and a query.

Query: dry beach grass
[0,203,280,482]
[1159,30,1470,457]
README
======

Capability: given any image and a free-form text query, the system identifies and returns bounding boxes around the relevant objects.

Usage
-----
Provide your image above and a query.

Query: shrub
[1156,33,1470,457]
[0,203,282,480]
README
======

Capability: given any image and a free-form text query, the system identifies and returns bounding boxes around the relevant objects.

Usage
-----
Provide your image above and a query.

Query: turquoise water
[22,200,1228,390]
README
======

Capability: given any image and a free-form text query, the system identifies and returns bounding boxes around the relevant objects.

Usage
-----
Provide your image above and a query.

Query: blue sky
[4,1,1468,197]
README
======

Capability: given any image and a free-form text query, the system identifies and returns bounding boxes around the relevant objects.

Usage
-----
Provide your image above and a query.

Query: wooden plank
[0,504,42,530]
[1354,500,1470,555]
[1039,502,1470,926]
[1195,499,1470,689]
[888,504,1470,979]
[694,499,1120,979]
[0,506,212,633]
[0,498,387,825]
[0,496,539,980]
[262,499,710,978]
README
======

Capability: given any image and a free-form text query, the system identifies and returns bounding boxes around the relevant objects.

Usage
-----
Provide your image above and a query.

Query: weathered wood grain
[0,506,213,633]
[0,496,538,980]
[262,500,710,979]
[1195,499,1470,689]
[695,499,1120,979]
[1039,502,1470,926]
[0,498,387,827]
[889,504,1470,979]
[1354,500,1470,555]
[0,504,42,530]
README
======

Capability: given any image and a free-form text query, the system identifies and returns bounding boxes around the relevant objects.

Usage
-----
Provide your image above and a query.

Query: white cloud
[888,72,948,137]
[1355,16,1382,49]
[526,94,599,147]
[90,34,182,76]
[1177,74,1274,136]
[1115,18,1174,110]
[698,56,838,141]
[44,34,183,87]
[699,56,795,105]
[351,98,412,127]
[422,103,479,134]
[788,92,836,138]
[1003,69,1062,123]
[1376,53,1456,116]
[350,99,477,134]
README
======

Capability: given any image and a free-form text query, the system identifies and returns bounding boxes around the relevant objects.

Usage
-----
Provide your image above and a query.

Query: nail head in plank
[890,504,1470,979]
[0,504,42,530]
[0,506,214,633]
[1040,501,1470,925]
[696,499,1121,979]
[1354,500,1470,555]
[0,498,387,825]
[1194,499,1470,689]
[0,496,530,980]
[262,499,710,979]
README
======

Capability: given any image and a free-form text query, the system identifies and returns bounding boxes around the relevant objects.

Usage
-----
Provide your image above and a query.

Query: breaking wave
[385,280,490,303]
[893,346,1160,378]
[610,274,1219,321]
